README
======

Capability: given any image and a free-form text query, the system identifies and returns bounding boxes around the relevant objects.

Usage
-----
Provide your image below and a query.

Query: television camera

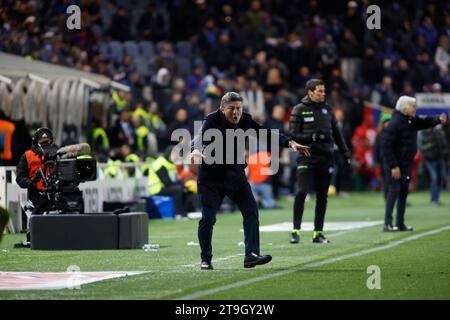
[36,143,97,214]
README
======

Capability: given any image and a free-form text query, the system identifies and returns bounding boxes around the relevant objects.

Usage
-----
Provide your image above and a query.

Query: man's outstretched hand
[344,151,352,165]
[189,149,205,164]
[439,113,447,125]
[289,140,311,157]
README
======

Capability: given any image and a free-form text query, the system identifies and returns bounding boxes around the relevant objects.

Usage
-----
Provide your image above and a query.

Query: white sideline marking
[177,225,450,300]
[255,221,383,233]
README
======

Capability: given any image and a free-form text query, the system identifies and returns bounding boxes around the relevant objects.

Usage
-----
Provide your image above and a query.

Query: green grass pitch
[0,191,449,300]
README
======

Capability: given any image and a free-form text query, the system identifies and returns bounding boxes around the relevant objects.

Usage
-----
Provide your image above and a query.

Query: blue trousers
[424,159,447,203]
[250,182,275,209]
[198,181,260,263]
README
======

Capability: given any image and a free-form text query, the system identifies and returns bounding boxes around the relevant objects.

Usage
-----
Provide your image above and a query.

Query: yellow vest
[141,156,155,176]
[149,113,166,131]
[136,126,150,151]
[125,153,140,163]
[148,156,177,195]
[92,128,110,150]
[104,159,122,178]
[133,107,151,123]
[111,91,127,111]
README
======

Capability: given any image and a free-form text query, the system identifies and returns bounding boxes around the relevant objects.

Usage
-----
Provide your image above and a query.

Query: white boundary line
[179,228,363,269]
[177,225,450,300]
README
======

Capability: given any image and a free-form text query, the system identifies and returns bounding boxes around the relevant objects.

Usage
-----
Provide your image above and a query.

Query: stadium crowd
[1,0,449,199]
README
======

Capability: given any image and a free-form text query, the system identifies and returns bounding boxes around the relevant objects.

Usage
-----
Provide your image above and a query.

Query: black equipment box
[30,212,148,250]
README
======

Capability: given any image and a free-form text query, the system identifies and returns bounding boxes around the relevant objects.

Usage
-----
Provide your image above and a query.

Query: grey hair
[395,96,416,112]
[220,91,243,108]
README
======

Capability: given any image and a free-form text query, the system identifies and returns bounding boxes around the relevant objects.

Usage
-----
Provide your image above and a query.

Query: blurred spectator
[393,59,414,93]
[0,110,16,166]
[417,16,438,53]
[418,125,449,206]
[374,113,392,199]
[90,117,110,157]
[330,107,352,195]
[247,151,276,209]
[342,1,364,42]
[152,67,172,115]
[153,41,178,76]
[352,114,378,190]
[111,109,135,148]
[412,51,439,92]
[198,18,218,68]
[136,3,170,41]
[266,104,288,199]
[395,18,416,62]
[167,107,193,140]
[292,66,313,97]
[131,114,150,156]
[434,35,450,89]
[165,91,188,123]
[110,6,131,41]
[147,150,187,217]
[186,65,204,93]
[372,75,397,108]
[211,31,234,72]
[361,47,383,88]
[339,29,361,86]
[240,80,266,124]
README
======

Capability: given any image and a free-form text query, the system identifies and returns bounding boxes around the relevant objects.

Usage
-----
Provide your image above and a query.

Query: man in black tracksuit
[289,79,351,244]
[190,92,310,270]
[381,96,447,232]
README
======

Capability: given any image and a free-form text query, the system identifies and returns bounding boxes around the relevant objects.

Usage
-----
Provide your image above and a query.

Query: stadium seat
[133,57,152,77]
[176,57,191,78]
[124,40,139,59]
[108,41,124,62]
[156,40,172,53]
[116,0,132,10]
[175,41,193,58]
[138,41,155,60]
[99,42,109,58]
[100,0,112,31]
[193,56,206,74]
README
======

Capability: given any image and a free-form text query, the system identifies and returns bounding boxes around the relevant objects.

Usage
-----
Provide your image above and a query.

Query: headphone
[32,127,54,147]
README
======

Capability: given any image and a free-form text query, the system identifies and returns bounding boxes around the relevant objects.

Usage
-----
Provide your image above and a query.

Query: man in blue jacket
[190,92,310,270]
[381,96,447,232]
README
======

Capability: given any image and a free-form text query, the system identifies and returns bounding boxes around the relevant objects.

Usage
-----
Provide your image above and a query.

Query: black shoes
[383,224,399,232]
[397,224,413,232]
[200,261,213,270]
[383,224,413,232]
[312,233,330,243]
[14,240,31,248]
[244,253,272,268]
[290,231,300,244]
[201,254,273,269]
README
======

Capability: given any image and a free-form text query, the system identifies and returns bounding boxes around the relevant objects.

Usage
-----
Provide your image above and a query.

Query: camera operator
[15,128,58,246]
